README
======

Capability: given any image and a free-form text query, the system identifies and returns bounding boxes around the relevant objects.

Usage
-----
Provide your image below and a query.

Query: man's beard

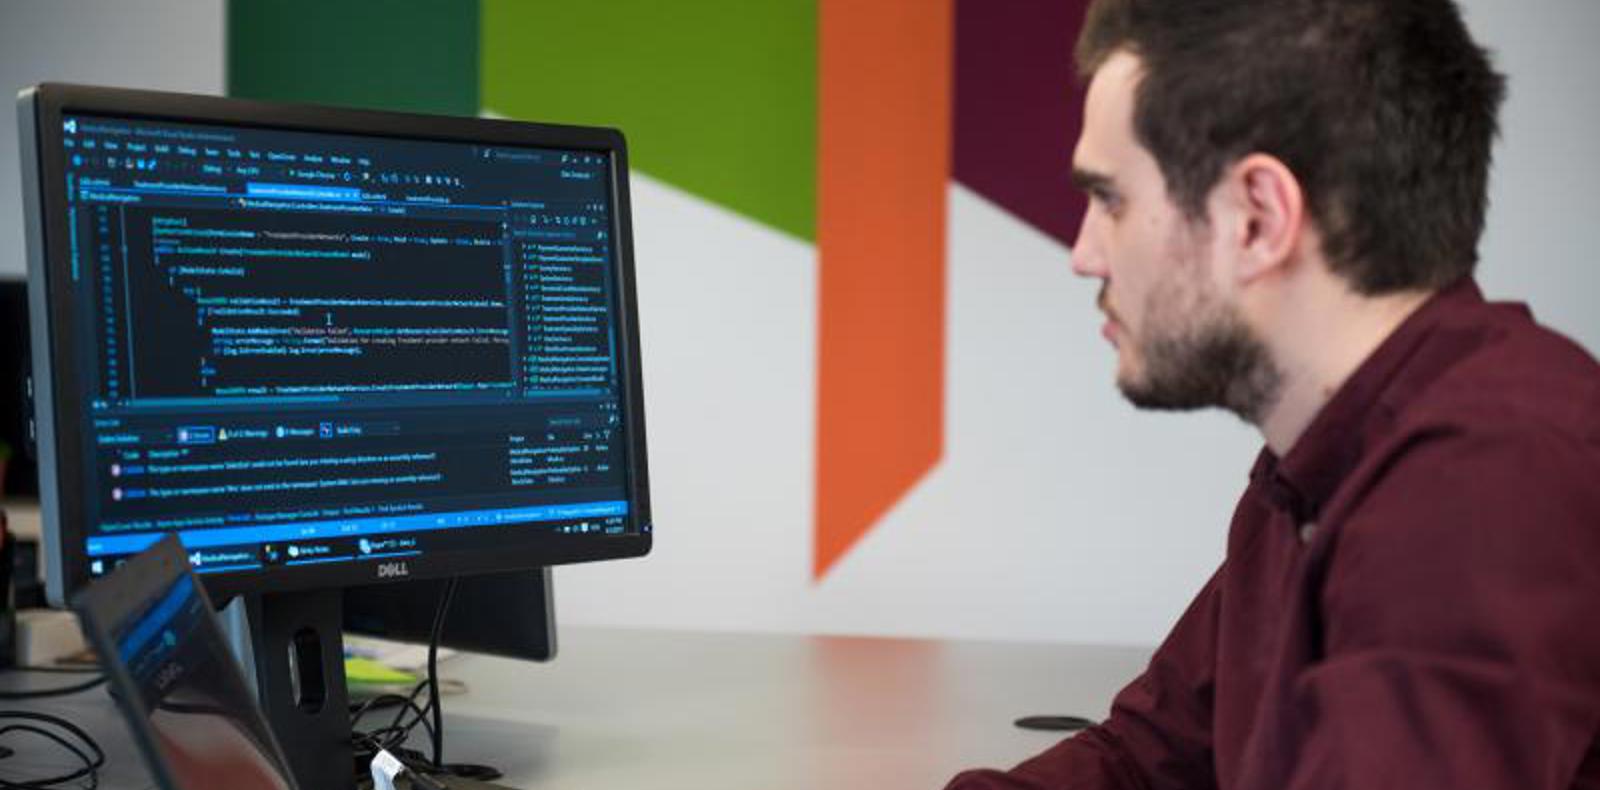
[1114,274,1283,425]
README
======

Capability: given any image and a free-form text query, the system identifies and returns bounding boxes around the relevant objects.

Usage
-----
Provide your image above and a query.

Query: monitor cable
[424,577,454,769]
[349,579,504,783]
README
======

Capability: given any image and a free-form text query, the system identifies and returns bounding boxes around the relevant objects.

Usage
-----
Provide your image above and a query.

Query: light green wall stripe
[481,1,817,241]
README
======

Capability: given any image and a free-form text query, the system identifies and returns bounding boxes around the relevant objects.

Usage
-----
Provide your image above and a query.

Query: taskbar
[83,500,629,578]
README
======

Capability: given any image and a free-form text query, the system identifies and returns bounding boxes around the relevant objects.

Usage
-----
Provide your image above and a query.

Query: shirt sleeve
[1277,421,1600,790]
[945,569,1223,790]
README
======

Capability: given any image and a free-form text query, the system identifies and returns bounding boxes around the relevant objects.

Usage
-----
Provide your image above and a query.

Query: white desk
[2,627,1151,790]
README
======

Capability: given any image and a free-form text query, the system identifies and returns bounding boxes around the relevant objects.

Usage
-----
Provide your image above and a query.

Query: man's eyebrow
[1070,167,1116,194]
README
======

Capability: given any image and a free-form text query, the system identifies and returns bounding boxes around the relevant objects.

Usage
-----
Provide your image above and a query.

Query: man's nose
[1070,213,1106,279]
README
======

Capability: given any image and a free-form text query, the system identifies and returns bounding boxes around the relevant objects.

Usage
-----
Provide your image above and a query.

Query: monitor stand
[233,589,519,790]
[245,588,358,790]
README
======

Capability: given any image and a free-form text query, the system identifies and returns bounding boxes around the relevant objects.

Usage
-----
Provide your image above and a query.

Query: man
[947,0,1600,788]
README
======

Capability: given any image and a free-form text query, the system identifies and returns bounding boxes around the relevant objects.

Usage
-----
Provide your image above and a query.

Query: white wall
[560,173,1258,647]
[1,0,1595,648]
[0,0,224,278]
[1463,0,1600,356]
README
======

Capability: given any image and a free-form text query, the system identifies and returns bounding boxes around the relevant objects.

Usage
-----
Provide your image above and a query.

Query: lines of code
[124,207,512,399]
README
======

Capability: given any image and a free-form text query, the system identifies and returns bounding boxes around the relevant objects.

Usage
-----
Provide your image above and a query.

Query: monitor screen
[22,85,651,603]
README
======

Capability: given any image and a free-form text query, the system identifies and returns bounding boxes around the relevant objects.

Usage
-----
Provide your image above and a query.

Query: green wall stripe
[227,0,480,116]
[481,0,817,242]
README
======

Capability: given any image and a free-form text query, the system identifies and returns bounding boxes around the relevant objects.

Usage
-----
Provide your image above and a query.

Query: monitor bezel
[21,83,653,606]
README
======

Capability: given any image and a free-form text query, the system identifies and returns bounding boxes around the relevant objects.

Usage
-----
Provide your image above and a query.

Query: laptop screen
[105,567,295,790]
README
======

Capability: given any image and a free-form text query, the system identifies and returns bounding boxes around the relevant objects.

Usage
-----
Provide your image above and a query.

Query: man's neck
[1257,283,1433,457]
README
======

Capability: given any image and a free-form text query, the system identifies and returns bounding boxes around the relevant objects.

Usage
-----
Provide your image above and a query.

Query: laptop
[72,534,300,790]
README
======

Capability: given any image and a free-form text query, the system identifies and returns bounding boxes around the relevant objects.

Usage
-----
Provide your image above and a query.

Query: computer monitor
[18,83,652,790]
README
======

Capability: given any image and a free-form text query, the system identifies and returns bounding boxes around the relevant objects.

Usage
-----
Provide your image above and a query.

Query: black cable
[364,580,457,765]
[350,690,436,772]
[345,578,501,784]
[349,692,424,729]
[417,579,501,782]
[0,675,106,700]
[0,726,93,786]
[426,579,457,769]
[348,579,455,775]
[382,672,434,745]
[0,711,105,789]
[353,697,436,756]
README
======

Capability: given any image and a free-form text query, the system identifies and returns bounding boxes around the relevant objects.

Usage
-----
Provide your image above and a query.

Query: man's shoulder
[1395,299,1600,440]
[1327,302,1600,527]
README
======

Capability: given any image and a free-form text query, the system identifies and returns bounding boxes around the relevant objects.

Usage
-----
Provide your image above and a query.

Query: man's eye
[1092,189,1122,213]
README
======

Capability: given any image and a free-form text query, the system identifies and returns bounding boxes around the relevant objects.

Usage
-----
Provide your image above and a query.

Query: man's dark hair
[1077,0,1506,294]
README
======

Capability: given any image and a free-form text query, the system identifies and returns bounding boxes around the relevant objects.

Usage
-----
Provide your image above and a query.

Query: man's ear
[1221,153,1305,284]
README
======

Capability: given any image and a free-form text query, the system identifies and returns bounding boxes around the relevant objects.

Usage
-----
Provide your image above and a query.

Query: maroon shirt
[948,279,1600,790]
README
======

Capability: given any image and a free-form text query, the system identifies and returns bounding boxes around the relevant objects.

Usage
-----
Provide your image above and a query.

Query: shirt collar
[1250,278,1486,523]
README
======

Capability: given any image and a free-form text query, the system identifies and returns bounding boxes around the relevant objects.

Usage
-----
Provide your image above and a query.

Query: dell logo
[377,561,410,579]
[153,661,183,692]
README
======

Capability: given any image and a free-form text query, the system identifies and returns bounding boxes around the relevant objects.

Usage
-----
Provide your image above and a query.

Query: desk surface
[1,626,1151,790]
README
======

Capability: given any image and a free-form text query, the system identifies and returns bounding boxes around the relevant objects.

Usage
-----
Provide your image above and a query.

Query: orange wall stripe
[815,0,953,580]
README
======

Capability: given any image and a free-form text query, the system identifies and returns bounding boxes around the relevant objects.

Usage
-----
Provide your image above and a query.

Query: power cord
[350,692,437,764]
[348,579,503,783]
[424,578,454,769]
[0,711,105,789]
[352,578,455,765]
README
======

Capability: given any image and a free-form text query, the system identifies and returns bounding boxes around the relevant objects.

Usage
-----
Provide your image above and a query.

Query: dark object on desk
[1015,714,1098,732]
[405,774,508,789]
[8,534,44,611]
[1,509,12,668]
[0,279,39,499]
[367,774,513,790]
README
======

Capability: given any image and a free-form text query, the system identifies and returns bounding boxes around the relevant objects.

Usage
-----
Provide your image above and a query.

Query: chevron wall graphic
[229,0,1090,581]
